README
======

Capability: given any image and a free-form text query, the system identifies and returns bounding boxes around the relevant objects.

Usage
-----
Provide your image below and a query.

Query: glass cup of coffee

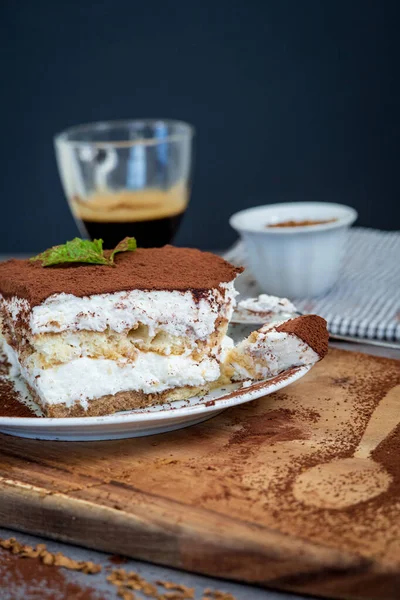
[54,119,194,248]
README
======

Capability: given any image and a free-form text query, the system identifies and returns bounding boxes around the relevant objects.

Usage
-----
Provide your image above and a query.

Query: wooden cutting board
[0,348,400,600]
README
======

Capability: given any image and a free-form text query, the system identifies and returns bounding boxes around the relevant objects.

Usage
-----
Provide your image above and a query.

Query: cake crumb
[118,590,136,600]
[0,538,101,574]
[204,589,237,600]
[108,568,162,598]
[157,581,195,598]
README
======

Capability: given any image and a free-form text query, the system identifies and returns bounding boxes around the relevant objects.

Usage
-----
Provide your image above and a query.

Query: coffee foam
[72,183,188,223]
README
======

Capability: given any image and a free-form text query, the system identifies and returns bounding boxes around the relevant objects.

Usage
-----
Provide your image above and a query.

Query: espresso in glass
[72,184,188,248]
[55,119,194,249]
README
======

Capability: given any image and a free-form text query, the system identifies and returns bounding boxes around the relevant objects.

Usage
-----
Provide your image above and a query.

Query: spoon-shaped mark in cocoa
[293,386,400,509]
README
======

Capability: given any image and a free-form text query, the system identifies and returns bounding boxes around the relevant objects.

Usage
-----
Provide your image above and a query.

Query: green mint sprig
[30,237,137,267]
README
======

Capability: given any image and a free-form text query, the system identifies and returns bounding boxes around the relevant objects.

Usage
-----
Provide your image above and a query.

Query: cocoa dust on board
[0,547,103,600]
[372,423,400,500]
[228,408,309,446]
[263,352,400,558]
[108,554,129,565]
[191,350,400,569]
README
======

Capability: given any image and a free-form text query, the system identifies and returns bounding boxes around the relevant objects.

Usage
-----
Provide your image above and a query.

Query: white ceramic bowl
[230,202,358,298]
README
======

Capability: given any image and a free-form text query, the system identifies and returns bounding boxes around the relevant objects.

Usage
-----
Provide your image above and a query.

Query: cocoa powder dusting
[0,246,243,306]
[0,547,103,600]
[108,554,129,565]
[265,351,400,549]
[372,423,400,501]
[219,367,301,403]
[185,349,400,577]
[0,378,37,417]
[277,314,329,357]
[228,409,308,446]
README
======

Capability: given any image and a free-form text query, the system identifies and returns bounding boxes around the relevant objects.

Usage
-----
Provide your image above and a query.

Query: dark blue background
[2,0,399,252]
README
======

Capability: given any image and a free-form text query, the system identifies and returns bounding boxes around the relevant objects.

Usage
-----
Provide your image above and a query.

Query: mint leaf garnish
[30,237,137,267]
[30,238,108,266]
[109,237,137,263]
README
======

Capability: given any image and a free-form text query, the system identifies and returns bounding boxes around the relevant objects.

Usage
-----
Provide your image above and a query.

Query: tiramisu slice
[222,315,328,381]
[0,242,242,417]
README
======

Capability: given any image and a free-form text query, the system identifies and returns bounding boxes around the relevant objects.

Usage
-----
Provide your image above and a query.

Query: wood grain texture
[0,348,400,600]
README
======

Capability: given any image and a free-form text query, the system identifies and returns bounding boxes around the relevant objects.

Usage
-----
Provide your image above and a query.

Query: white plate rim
[0,365,311,429]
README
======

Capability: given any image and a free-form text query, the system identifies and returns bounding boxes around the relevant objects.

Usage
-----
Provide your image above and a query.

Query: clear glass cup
[54,119,194,248]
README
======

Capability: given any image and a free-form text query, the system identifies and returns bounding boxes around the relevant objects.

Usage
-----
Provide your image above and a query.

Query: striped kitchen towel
[224,227,400,342]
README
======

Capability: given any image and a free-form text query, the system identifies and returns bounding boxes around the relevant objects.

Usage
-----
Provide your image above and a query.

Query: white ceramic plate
[0,365,310,441]
[0,323,312,441]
